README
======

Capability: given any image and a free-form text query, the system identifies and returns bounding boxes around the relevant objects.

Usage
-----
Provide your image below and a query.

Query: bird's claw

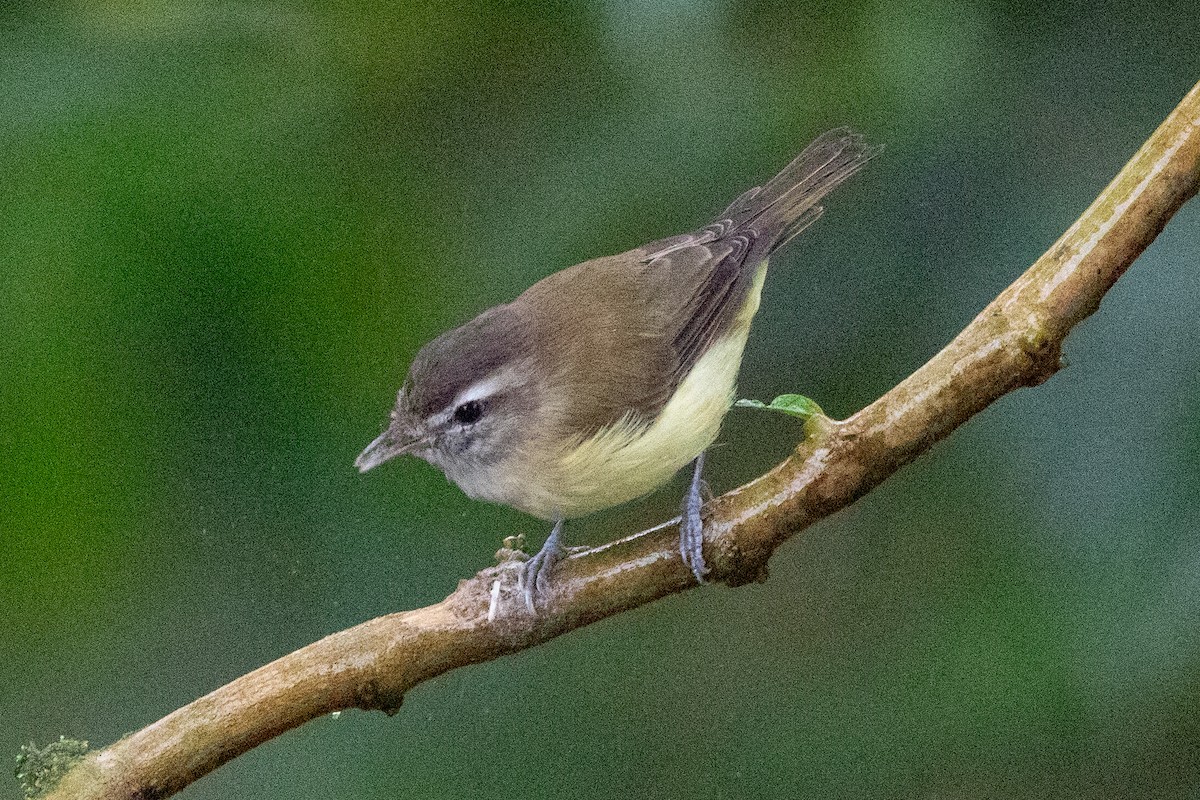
[680,452,710,583]
[519,520,565,611]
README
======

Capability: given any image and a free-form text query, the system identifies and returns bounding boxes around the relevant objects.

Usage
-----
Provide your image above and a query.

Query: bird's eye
[453,400,484,425]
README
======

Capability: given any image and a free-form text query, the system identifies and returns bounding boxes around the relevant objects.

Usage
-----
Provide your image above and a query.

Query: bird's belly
[549,331,751,517]
[486,261,769,520]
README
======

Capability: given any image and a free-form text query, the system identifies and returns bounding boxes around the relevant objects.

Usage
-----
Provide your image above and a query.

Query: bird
[355,128,877,609]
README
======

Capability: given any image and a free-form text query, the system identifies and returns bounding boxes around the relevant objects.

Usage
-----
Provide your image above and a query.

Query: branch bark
[44,80,1200,800]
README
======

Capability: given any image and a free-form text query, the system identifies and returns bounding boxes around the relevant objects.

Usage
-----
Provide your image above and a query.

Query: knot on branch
[707,521,773,588]
[354,678,405,717]
[1019,327,1064,387]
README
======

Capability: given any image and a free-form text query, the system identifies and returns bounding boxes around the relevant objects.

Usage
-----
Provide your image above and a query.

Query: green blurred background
[4,1,1199,797]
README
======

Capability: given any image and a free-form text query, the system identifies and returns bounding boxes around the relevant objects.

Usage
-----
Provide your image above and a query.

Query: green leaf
[735,393,824,420]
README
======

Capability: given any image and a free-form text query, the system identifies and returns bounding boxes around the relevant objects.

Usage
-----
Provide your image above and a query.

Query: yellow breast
[524,261,770,519]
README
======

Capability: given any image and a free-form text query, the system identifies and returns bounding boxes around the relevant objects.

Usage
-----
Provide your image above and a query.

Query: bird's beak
[354,422,427,473]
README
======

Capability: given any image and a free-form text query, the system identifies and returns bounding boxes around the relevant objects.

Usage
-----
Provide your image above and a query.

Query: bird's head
[354,305,538,478]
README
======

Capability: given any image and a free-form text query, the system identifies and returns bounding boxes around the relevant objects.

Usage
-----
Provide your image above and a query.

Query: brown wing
[640,128,878,388]
[513,128,878,439]
[512,254,679,440]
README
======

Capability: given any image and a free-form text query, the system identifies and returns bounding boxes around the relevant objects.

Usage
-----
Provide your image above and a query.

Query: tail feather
[642,127,877,399]
[721,127,879,255]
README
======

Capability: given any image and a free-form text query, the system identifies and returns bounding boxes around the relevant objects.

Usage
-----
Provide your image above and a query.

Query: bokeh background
[4,2,1200,798]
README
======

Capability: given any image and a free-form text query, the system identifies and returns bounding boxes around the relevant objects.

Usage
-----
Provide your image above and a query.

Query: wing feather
[513,128,877,439]
[645,129,878,391]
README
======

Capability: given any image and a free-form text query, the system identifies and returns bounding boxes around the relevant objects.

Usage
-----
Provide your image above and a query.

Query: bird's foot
[680,452,710,583]
[519,519,565,611]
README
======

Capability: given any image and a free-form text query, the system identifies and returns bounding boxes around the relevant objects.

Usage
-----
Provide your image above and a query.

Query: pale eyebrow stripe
[450,364,527,409]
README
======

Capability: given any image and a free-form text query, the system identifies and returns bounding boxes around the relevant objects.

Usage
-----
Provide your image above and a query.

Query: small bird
[356,128,876,608]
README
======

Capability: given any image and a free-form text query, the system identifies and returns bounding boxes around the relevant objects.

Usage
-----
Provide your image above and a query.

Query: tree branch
[43,80,1200,800]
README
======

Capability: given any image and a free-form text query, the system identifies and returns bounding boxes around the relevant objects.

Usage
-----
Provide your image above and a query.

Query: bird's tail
[720,127,879,254]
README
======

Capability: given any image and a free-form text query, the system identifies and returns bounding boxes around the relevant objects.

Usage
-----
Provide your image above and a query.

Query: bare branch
[43,80,1200,800]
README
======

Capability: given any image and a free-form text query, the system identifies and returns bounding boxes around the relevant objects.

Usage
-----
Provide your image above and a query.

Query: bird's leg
[520,518,565,611]
[680,451,710,583]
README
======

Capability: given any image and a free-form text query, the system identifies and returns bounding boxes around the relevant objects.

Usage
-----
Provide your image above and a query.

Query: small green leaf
[735,393,824,420]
